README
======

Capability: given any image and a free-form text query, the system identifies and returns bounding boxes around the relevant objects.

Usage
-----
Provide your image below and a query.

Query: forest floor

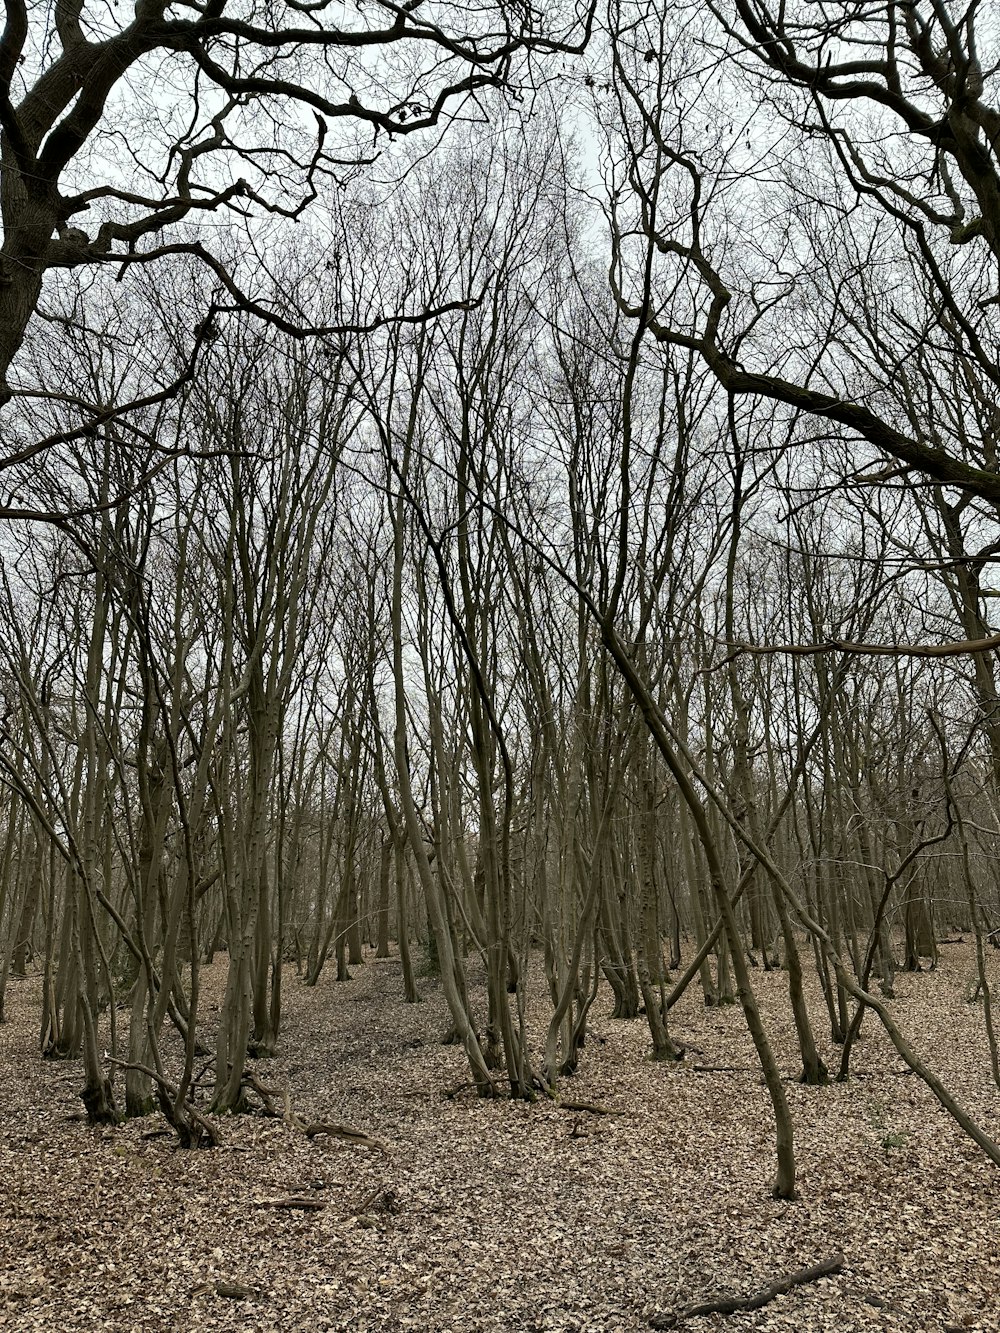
[2,942,1000,1332]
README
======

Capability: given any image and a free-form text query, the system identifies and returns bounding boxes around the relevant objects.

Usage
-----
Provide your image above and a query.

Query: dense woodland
[3,0,1000,1235]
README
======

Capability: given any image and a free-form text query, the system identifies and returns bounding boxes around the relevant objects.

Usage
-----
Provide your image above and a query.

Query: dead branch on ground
[649,1253,845,1328]
[240,1069,387,1152]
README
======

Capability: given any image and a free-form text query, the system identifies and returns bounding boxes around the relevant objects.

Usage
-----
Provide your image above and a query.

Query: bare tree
[0,0,593,424]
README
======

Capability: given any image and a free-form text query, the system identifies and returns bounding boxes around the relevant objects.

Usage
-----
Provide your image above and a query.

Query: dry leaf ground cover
[2,941,1000,1332]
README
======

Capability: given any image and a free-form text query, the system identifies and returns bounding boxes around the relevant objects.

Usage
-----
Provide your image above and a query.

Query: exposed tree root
[108,1057,221,1147]
[442,1078,503,1100]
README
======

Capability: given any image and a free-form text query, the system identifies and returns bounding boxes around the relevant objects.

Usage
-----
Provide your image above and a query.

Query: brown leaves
[2,945,1000,1329]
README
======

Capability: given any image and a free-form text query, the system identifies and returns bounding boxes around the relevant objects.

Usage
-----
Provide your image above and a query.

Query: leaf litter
[1,942,999,1331]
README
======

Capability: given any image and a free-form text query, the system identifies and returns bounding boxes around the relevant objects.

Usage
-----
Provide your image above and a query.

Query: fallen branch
[346,1185,386,1218]
[556,1099,620,1116]
[650,1254,845,1329]
[237,1075,388,1152]
[192,1280,255,1300]
[303,1121,387,1153]
[258,1195,326,1211]
[344,1184,400,1219]
[215,1283,254,1300]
